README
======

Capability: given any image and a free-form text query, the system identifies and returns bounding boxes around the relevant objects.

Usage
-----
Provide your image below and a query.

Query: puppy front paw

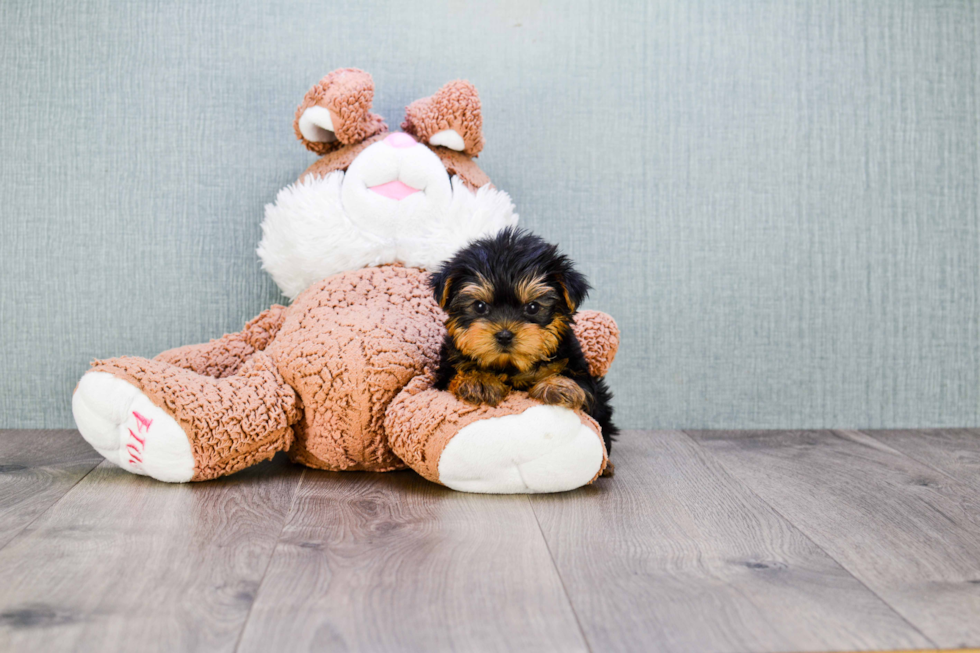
[450,370,511,407]
[529,375,587,411]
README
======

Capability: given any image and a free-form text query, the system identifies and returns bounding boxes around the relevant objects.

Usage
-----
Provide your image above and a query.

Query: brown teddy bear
[71,69,620,494]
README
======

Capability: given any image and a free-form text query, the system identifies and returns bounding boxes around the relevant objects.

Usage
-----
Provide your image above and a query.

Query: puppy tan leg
[529,375,587,411]
[449,370,511,407]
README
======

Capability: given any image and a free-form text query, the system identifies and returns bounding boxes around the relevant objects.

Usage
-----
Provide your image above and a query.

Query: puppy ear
[555,265,591,312]
[429,269,456,309]
[294,68,387,155]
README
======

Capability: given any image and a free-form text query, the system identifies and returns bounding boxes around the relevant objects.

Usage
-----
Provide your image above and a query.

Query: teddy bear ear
[401,80,485,157]
[294,68,387,155]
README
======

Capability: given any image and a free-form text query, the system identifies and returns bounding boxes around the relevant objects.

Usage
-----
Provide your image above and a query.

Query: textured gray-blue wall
[1,0,978,429]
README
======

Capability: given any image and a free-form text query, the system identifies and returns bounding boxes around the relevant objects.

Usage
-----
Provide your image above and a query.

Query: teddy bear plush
[71,69,620,494]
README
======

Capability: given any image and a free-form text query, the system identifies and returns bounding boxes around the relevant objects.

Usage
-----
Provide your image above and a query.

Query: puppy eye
[473,301,488,315]
[524,301,541,316]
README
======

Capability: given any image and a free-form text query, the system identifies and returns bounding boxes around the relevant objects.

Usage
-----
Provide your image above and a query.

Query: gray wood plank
[862,428,980,491]
[690,429,980,649]
[237,470,588,653]
[0,430,103,550]
[0,454,303,653]
[529,431,932,653]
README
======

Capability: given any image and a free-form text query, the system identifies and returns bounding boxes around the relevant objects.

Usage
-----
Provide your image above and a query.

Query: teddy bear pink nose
[384,132,418,148]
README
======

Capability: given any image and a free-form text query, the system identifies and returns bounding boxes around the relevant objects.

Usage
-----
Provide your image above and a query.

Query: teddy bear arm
[384,375,607,493]
[573,310,620,378]
[154,305,288,378]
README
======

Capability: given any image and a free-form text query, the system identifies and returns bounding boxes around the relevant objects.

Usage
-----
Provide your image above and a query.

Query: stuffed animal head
[258,68,518,299]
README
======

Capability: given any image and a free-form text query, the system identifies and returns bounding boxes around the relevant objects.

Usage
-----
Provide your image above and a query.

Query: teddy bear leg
[72,351,300,482]
[153,305,287,379]
[385,378,607,494]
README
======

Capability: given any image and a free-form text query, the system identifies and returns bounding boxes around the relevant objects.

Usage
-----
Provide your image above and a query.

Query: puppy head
[430,227,591,372]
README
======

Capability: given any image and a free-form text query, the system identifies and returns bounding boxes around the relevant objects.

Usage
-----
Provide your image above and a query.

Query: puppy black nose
[495,329,514,346]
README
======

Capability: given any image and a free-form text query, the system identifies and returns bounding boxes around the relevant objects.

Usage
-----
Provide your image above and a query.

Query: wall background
[2,0,978,429]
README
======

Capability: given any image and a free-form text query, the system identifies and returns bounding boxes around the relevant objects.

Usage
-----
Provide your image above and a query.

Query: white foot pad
[437,405,605,494]
[72,372,195,482]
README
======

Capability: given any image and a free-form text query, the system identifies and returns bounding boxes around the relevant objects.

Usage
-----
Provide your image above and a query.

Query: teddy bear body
[72,69,620,494]
[274,265,441,472]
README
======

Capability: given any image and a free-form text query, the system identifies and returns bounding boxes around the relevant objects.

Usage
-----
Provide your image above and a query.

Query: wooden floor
[1,429,979,652]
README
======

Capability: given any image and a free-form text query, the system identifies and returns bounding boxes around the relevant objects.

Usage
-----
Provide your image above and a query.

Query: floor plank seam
[232,467,307,653]
[857,429,979,490]
[525,495,593,653]
[680,430,941,650]
[0,458,103,556]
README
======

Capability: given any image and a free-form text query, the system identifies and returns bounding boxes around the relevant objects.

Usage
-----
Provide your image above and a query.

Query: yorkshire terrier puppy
[430,227,618,455]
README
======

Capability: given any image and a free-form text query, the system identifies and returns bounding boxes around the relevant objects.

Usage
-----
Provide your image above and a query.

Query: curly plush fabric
[298,133,387,183]
[431,147,492,191]
[385,375,607,485]
[155,305,287,378]
[88,351,300,481]
[293,77,490,190]
[86,265,619,483]
[74,70,622,492]
[402,80,485,157]
[298,129,489,191]
[267,266,445,472]
[294,68,387,155]
[259,171,517,300]
[572,310,620,378]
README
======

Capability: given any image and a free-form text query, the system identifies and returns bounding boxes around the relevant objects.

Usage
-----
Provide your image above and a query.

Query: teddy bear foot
[72,372,194,482]
[437,405,605,494]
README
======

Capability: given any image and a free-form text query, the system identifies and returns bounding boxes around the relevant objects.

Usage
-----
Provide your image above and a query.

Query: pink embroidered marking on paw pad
[128,429,146,447]
[368,179,421,200]
[125,411,153,471]
[133,411,153,433]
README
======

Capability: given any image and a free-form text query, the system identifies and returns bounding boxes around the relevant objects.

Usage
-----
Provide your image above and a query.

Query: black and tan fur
[430,228,619,455]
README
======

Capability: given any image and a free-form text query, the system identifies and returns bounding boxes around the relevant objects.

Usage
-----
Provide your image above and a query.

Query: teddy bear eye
[473,301,488,315]
[524,301,541,316]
